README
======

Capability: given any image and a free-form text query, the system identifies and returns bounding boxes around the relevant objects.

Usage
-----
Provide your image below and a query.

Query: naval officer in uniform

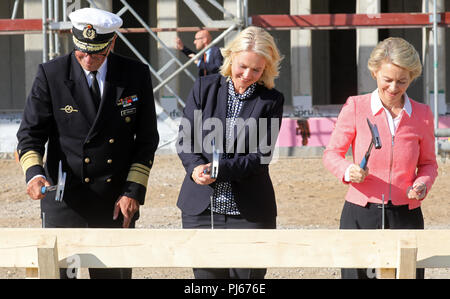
[16,7,159,279]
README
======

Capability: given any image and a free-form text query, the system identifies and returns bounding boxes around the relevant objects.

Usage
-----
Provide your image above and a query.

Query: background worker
[176,29,223,77]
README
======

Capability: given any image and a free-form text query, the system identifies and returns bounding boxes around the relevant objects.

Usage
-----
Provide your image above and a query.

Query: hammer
[359,118,382,170]
[203,138,220,229]
[203,138,219,179]
[40,160,66,202]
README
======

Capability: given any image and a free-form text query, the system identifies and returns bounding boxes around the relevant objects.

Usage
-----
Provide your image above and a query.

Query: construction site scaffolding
[1,0,450,152]
[43,0,247,148]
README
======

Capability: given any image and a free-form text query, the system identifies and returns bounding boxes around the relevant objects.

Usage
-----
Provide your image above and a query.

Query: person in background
[323,37,438,279]
[176,26,284,279]
[176,29,223,77]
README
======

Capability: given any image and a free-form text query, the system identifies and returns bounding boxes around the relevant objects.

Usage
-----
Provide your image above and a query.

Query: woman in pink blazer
[323,37,438,279]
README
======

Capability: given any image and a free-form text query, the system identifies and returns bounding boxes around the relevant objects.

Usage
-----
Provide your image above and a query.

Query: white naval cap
[69,7,123,53]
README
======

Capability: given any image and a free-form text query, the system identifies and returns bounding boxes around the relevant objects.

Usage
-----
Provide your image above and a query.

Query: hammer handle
[359,155,369,170]
[41,185,57,194]
[359,140,374,170]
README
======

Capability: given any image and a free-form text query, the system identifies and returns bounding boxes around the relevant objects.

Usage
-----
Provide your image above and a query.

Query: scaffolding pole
[153,24,238,93]
[11,0,20,19]
[42,0,47,63]
[433,0,439,155]
[1,1,449,151]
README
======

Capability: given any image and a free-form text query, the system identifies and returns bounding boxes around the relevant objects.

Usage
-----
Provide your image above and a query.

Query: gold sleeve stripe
[126,163,151,187]
[19,150,43,174]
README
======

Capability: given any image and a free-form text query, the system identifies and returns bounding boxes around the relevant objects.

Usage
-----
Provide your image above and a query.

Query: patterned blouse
[210,79,257,215]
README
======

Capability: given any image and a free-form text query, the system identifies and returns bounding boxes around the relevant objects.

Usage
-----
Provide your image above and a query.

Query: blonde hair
[368,37,422,81]
[220,26,282,89]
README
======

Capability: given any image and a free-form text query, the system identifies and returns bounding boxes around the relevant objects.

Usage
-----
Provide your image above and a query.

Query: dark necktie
[89,71,101,110]
[203,53,207,76]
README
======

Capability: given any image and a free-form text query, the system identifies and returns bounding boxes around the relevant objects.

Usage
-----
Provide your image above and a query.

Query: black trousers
[42,211,135,279]
[339,201,424,279]
[182,209,276,279]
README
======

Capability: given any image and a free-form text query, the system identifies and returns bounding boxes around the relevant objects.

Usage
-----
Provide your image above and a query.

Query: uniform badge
[116,95,138,107]
[82,24,97,40]
[121,108,136,117]
[60,105,79,113]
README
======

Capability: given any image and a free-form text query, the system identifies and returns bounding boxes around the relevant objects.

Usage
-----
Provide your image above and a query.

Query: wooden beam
[251,12,450,30]
[0,19,42,32]
[378,268,396,279]
[37,236,59,279]
[0,229,397,269]
[1,229,450,272]
[2,13,450,35]
[0,19,226,35]
[396,239,417,279]
[25,268,38,279]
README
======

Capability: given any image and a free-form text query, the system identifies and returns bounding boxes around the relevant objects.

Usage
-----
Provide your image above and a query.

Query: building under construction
[0,0,449,155]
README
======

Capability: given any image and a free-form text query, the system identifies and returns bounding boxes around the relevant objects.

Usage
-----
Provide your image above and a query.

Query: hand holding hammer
[360,118,382,170]
[349,118,382,184]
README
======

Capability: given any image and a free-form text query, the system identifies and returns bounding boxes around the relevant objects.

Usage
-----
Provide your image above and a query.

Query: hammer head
[367,118,382,149]
[55,160,66,202]
[203,138,219,179]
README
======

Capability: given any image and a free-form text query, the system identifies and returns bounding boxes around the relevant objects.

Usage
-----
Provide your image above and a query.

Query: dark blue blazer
[177,74,284,222]
[181,46,223,76]
[17,52,159,224]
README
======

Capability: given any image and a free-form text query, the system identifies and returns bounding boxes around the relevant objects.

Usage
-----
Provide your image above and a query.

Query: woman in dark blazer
[176,26,284,279]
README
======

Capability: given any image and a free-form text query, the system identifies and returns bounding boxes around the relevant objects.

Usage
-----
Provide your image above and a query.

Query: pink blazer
[323,93,438,209]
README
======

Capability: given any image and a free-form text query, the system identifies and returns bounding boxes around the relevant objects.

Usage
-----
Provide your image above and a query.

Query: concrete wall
[1,0,449,111]
[290,0,312,113]
[0,0,25,111]
[311,0,359,105]
[356,0,379,95]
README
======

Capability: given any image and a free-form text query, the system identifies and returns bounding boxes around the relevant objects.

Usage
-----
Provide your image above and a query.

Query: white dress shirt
[370,88,412,136]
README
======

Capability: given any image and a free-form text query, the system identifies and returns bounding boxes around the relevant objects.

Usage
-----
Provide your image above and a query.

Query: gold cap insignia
[82,24,97,40]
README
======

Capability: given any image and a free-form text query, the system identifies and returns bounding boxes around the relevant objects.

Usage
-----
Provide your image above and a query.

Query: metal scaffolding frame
[1,0,448,152]
[249,3,448,153]
[38,0,247,138]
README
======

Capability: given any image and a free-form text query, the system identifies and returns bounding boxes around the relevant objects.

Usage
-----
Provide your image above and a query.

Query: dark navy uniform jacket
[17,51,159,224]
[176,74,284,223]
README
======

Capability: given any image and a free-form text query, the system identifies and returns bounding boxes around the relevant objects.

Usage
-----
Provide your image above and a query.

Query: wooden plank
[37,236,59,279]
[0,19,42,32]
[251,12,450,30]
[45,229,400,269]
[0,229,398,269]
[378,268,396,279]
[0,229,449,270]
[396,239,417,279]
[25,268,38,279]
[2,13,450,35]
[0,229,40,268]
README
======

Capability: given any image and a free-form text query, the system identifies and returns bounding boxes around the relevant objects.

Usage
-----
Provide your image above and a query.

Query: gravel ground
[1,155,450,279]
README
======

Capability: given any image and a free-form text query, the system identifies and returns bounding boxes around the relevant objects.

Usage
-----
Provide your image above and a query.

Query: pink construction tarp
[277,115,450,148]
